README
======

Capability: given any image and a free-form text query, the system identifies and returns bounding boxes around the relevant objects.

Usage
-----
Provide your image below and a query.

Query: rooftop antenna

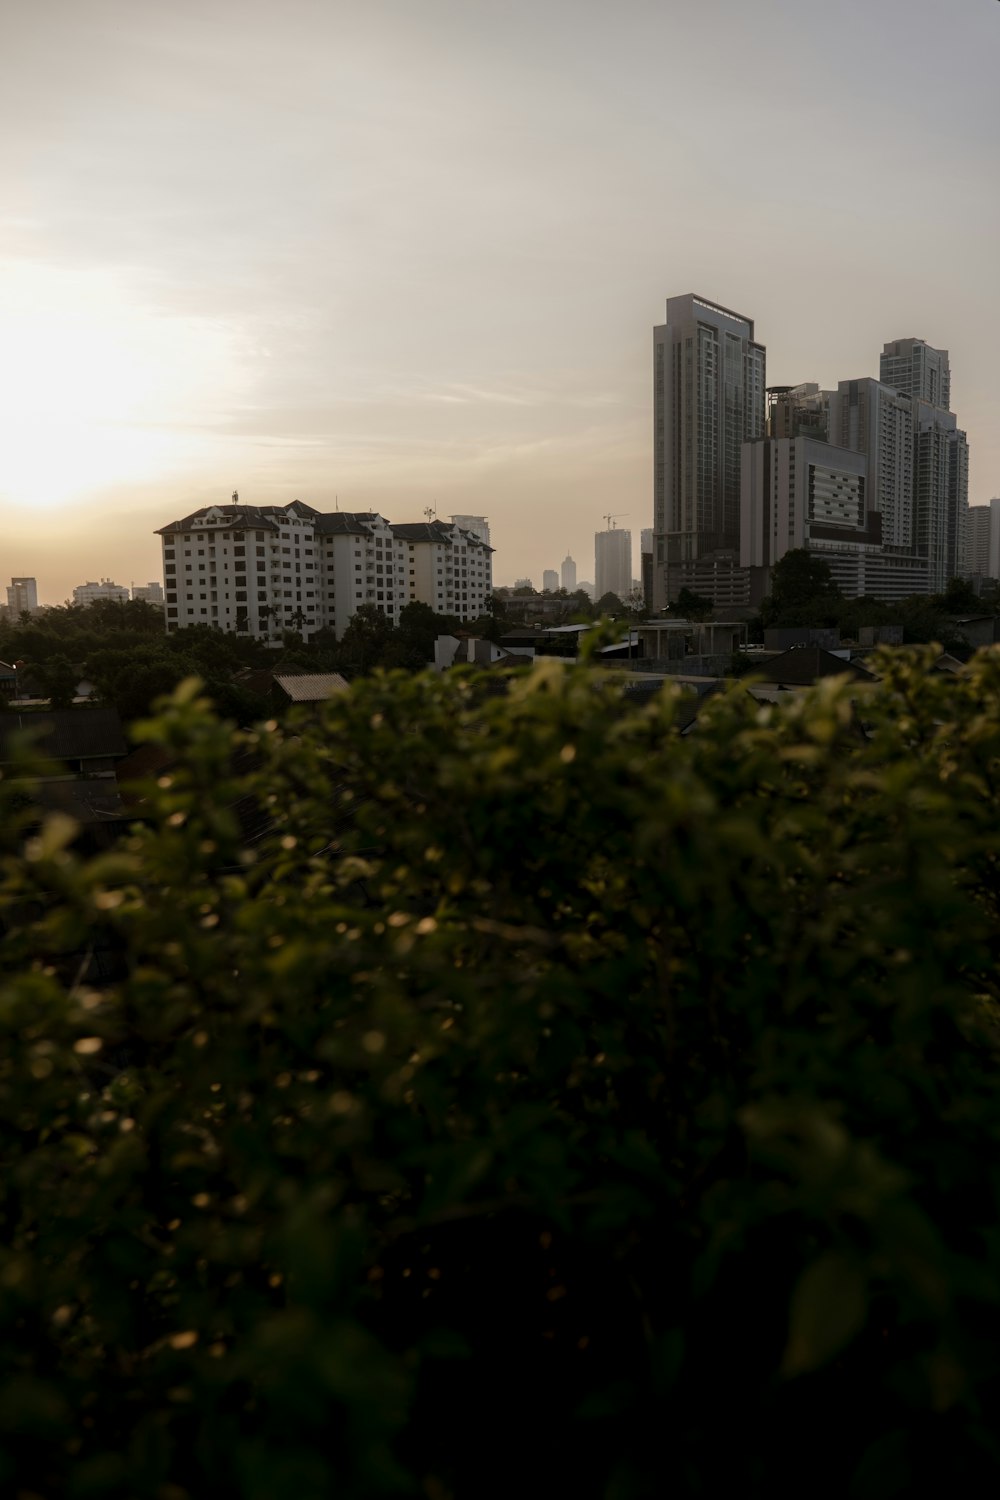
[232,489,239,505]
[335,493,340,511]
[423,505,437,523]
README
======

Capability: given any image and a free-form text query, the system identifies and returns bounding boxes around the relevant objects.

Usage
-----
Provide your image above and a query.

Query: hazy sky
[2,0,998,601]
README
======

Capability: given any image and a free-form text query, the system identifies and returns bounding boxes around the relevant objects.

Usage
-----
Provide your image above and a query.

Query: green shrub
[3,650,1000,1497]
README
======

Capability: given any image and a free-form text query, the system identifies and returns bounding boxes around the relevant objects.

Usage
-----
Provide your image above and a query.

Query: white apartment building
[391,520,493,618]
[595,526,632,600]
[132,582,164,604]
[542,569,559,592]
[7,577,38,615]
[157,501,492,640]
[73,579,130,606]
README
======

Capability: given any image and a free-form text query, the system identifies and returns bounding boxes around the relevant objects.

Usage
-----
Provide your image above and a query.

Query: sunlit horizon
[2,0,998,606]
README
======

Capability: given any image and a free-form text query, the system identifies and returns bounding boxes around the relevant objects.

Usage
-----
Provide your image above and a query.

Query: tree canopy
[4,652,1000,1495]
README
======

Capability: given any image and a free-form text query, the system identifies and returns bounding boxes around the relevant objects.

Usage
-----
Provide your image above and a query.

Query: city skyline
[2,0,998,604]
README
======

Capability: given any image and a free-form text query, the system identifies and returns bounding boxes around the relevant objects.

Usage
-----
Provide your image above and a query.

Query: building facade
[542,569,559,592]
[653,293,766,608]
[595,526,632,600]
[767,383,830,442]
[73,579,130,606]
[132,582,164,604]
[157,502,492,640]
[828,379,916,555]
[7,577,38,615]
[880,338,951,411]
[966,499,1000,581]
[450,514,491,546]
[560,554,577,591]
[912,401,968,594]
[740,436,927,602]
[391,520,493,619]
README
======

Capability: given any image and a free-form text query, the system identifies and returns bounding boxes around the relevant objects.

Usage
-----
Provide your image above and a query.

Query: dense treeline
[754,549,990,645]
[0,599,502,721]
[3,652,1000,1495]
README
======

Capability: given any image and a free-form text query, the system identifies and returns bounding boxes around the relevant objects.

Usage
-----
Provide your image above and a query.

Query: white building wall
[7,577,39,614]
[595,528,632,598]
[160,504,493,639]
[73,579,130,605]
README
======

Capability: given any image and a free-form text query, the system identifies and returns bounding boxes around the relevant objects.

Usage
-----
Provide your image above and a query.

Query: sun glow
[0,263,246,510]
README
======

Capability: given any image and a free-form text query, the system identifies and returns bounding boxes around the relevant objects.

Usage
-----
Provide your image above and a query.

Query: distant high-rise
[542,568,559,592]
[560,554,577,591]
[450,514,490,546]
[828,380,916,553]
[913,401,968,593]
[133,582,165,604]
[966,499,1000,581]
[653,293,766,608]
[7,577,38,615]
[880,339,950,411]
[595,526,631,600]
[73,579,130,606]
[827,375,968,595]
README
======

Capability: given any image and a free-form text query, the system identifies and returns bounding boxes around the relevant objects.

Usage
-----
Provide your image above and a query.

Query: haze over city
[2,0,998,603]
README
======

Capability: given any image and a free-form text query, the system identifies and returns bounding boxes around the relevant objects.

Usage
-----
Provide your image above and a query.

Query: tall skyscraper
[827,372,968,595]
[542,569,558,592]
[653,293,765,608]
[828,380,915,553]
[913,402,968,593]
[7,577,38,615]
[595,526,631,600]
[560,554,577,591]
[880,339,951,411]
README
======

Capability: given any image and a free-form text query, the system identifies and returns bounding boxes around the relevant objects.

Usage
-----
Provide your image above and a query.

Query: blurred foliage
[3,651,1000,1495]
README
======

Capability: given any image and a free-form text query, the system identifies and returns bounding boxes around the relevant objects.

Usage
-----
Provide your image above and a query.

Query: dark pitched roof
[156,499,320,536]
[389,521,493,551]
[390,521,455,543]
[0,708,128,764]
[754,646,876,687]
[313,512,381,536]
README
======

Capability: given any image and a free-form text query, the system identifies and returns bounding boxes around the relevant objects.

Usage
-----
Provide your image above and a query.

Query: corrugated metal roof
[274,674,349,703]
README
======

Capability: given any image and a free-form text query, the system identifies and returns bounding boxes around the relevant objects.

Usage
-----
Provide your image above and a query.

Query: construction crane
[603,512,629,529]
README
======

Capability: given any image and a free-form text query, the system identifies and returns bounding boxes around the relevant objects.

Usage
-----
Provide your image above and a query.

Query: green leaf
[782,1252,868,1377]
